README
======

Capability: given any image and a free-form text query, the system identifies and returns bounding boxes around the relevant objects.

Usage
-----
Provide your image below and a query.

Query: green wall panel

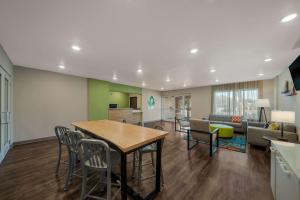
[109,82,142,94]
[109,92,129,108]
[88,79,142,120]
[88,79,110,120]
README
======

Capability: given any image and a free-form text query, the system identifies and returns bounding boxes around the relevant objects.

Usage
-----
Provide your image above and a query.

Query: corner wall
[276,68,300,135]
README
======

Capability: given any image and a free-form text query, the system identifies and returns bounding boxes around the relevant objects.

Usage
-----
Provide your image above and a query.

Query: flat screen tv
[289,55,300,91]
[109,104,118,108]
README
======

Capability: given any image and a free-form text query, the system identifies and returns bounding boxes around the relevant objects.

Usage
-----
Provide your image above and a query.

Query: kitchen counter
[108,108,142,124]
[271,140,300,179]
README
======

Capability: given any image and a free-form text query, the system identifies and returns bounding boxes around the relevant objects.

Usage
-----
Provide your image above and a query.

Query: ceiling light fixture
[161,87,164,90]
[142,82,146,87]
[183,83,186,87]
[258,73,264,76]
[58,65,65,69]
[210,69,216,73]
[113,75,118,80]
[166,78,171,82]
[72,45,81,51]
[264,58,272,62]
[190,48,199,54]
[281,13,298,23]
[215,79,219,82]
[137,68,143,74]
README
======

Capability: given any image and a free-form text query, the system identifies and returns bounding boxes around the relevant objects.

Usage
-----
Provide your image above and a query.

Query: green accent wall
[88,79,142,120]
[109,92,129,108]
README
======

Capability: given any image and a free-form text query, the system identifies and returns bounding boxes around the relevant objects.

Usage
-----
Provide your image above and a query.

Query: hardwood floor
[0,121,273,200]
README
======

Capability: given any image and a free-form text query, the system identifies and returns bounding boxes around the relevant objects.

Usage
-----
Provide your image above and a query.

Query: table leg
[155,139,162,193]
[121,152,127,200]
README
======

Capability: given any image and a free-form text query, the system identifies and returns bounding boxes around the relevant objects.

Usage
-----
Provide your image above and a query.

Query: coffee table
[210,124,234,138]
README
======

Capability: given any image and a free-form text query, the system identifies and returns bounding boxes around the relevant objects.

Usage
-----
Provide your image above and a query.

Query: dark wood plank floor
[0,121,273,200]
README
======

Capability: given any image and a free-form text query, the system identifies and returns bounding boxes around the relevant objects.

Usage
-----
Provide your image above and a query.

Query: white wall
[142,89,162,122]
[276,68,300,136]
[13,66,88,142]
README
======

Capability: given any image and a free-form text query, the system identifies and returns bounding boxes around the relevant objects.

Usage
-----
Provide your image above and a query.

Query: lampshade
[255,99,270,108]
[271,111,295,123]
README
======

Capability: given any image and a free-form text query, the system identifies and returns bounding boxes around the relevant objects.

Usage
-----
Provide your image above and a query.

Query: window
[212,81,261,120]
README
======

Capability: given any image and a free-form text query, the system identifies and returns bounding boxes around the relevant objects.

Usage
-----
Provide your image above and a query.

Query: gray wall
[14,66,88,142]
[276,68,300,137]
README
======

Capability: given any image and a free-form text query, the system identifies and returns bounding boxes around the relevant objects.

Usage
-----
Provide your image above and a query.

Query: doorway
[130,96,138,109]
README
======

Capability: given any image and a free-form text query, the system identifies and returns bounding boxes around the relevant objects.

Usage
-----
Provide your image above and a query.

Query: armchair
[187,119,219,156]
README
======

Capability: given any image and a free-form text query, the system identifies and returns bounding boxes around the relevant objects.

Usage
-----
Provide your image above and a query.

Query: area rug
[218,135,246,153]
[183,134,246,153]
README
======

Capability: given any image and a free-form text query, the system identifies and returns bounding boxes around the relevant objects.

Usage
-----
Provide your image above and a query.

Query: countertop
[272,140,300,179]
[108,108,142,113]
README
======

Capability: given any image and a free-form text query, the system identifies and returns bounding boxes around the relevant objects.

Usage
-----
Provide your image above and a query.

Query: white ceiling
[1,0,300,90]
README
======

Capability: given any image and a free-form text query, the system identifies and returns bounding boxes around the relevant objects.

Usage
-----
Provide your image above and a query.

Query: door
[0,67,12,163]
[130,97,137,109]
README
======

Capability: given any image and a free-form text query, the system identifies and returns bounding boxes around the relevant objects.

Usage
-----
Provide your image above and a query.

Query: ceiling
[1,0,300,90]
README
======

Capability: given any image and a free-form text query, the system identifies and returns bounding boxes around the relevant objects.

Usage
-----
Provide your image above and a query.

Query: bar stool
[132,125,165,185]
[78,138,121,200]
[54,126,70,177]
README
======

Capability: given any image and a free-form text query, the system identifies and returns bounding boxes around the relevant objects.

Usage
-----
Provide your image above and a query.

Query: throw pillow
[268,123,280,130]
[232,116,242,123]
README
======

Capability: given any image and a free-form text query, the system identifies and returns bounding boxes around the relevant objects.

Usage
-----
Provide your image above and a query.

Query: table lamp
[271,111,295,139]
[255,99,270,122]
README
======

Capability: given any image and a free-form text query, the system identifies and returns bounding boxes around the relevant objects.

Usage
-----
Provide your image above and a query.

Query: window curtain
[212,81,262,120]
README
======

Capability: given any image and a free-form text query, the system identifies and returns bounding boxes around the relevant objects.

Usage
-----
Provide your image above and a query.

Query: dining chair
[78,138,121,200]
[188,119,219,156]
[54,126,70,177]
[132,125,165,185]
[64,131,84,191]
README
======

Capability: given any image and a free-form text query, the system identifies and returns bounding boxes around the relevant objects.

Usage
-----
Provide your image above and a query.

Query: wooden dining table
[72,120,168,200]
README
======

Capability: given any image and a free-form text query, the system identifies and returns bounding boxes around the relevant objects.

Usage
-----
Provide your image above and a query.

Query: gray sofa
[247,122,298,147]
[205,114,248,134]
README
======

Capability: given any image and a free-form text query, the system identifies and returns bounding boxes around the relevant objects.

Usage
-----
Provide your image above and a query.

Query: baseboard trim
[13,136,56,146]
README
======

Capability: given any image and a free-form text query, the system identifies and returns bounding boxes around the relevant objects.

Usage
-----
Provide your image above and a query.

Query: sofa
[247,122,298,147]
[205,114,248,134]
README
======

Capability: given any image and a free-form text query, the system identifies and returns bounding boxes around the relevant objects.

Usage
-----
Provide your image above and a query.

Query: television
[109,104,118,108]
[289,55,300,91]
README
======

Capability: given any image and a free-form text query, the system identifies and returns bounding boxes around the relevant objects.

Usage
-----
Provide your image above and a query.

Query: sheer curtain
[212,81,262,120]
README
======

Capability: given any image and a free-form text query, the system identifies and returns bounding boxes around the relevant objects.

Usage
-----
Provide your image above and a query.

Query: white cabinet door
[270,146,276,198]
[275,155,300,200]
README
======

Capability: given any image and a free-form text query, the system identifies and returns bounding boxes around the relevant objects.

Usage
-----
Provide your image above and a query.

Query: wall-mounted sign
[147,96,155,110]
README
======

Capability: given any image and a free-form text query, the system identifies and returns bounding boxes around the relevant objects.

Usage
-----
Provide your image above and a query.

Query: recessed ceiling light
[161,87,164,90]
[183,83,186,87]
[113,75,118,80]
[58,65,65,69]
[166,78,171,82]
[215,79,219,82]
[137,68,143,74]
[142,82,146,87]
[258,73,264,76]
[264,58,272,62]
[72,45,81,51]
[210,69,216,73]
[281,13,298,23]
[190,48,199,54]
